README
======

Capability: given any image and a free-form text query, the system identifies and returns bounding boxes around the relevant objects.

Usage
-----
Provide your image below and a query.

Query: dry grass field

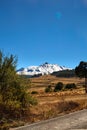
[30,75,84,92]
[5,75,87,128]
[25,75,87,124]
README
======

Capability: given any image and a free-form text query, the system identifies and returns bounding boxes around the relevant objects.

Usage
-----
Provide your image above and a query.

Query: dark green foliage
[54,82,63,92]
[21,74,42,78]
[51,69,75,78]
[45,85,52,93]
[31,91,38,94]
[65,83,76,90]
[75,61,87,78]
[75,61,87,93]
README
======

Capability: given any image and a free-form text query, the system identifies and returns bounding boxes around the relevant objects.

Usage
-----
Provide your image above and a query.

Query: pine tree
[75,61,87,93]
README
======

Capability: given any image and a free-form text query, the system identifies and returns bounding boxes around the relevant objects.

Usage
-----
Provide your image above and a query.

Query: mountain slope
[17,62,70,76]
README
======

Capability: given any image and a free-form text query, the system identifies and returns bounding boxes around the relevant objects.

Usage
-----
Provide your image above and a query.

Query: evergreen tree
[0,51,37,120]
[75,61,87,93]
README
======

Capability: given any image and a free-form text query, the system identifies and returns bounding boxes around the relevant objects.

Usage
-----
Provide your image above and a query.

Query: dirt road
[11,109,87,130]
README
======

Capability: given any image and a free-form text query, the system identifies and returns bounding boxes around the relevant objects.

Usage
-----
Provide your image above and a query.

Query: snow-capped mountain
[17,62,70,76]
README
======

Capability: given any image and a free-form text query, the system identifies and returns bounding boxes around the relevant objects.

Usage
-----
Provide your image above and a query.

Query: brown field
[6,75,87,128]
[25,75,87,124]
[29,75,85,104]
[30,75,84,92]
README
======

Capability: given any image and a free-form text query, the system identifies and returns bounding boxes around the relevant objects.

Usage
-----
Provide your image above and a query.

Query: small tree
[75,61,87,93]
[0,51,17,99]
[0,51,36,120]
[54,82,63,92]
[45,85,52,93]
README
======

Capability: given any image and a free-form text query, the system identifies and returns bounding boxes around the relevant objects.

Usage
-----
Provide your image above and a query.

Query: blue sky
[0,0,87,69]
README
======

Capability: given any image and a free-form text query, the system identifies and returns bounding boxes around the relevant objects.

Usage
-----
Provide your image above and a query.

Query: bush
[45,85,52,93]
[28,96,38,105]
[65,83,76,90]
[31,91,38,94]
[54,82,63,92]
[0,51,37,123]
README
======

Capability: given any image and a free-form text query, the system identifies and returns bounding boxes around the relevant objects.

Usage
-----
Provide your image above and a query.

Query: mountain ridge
[17,62,71,77]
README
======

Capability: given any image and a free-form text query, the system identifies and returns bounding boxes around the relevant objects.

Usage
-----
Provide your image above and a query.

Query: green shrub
[54,82,63,92]
[31,91,38,94]
[0,51,37,122]
[45,85,52,93]
[28,96,38,105]
[65,83,76,90]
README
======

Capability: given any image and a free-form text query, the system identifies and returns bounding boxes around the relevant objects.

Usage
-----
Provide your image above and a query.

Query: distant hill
[17,62,71,77]
[51,69,75,78]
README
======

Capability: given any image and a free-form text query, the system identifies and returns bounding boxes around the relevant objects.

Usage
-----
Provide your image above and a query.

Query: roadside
[10,109,87,130]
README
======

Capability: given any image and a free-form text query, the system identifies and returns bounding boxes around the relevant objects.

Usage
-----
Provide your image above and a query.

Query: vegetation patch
[0,51,37,129]
[58,101,79,113]
[64,83,77,90]
[31,91,38,94]
[45,85,52,93]
[54,82,64,92]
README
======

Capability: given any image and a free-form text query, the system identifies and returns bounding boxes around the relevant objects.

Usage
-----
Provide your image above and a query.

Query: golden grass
[29,75,84,92]
[26,75,87,123]
[9,75,87,127]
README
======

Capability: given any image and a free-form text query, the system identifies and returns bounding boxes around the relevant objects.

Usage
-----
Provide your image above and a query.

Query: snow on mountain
[17,62,70,76]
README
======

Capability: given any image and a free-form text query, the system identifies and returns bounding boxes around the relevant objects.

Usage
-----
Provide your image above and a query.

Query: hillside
[51,69,75,77]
